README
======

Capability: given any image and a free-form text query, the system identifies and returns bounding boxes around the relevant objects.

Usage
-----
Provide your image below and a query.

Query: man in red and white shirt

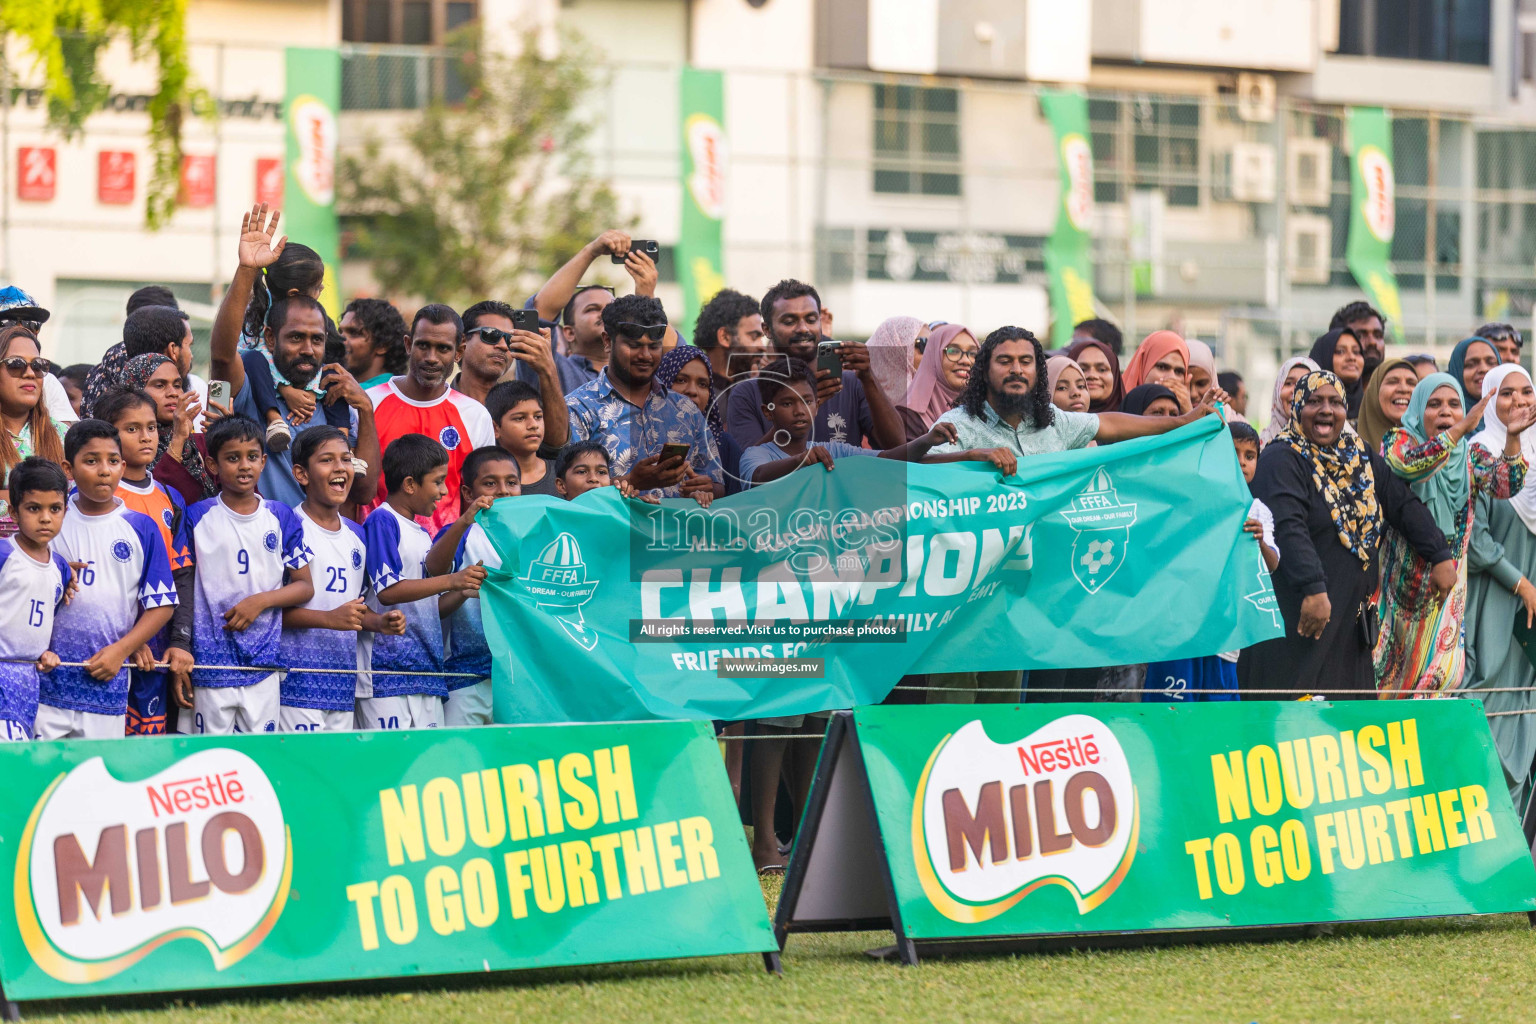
[367,304,495,531]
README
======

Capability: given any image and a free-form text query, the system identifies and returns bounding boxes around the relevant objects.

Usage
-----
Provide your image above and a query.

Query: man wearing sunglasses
[1475,322,1524,366]
[565,294,721,501]
[511,228,660,397]
[456,300,568,450]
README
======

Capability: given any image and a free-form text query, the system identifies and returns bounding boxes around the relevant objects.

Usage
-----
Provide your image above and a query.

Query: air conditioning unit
[1288,138,1333,207]
[1215,142,1277,203]
[1236,73,1277,123]
[1287,214,1333,285]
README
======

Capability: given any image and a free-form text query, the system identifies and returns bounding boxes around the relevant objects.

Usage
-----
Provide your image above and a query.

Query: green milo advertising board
[777,702,1536,961]
[0,724,775,1002]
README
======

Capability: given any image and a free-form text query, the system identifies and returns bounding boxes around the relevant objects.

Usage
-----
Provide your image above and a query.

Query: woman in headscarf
[1259,356,1320,447]
[1120,384,1180,418]
[1122,330,1191,410]
[1047,355,1089,413]
[1357,358,1418,454]
[1064,337,1124,413]
[865,316,924,411]
[1465,364,1536,805]
[1238,371,1456,699]
[1307,329,1367,420]
[1374,373,1529,696]
[1446,335,1502,410]
[898,324,976,441]
[119,353,217,504]
[1186,339,1216,400]
[655,345,743,495]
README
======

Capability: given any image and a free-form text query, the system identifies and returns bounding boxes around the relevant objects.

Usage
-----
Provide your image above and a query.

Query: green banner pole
[678,67,727,340]
[284,47,342,317]
[1345,106,1403,339]
[1040,89,1099,349]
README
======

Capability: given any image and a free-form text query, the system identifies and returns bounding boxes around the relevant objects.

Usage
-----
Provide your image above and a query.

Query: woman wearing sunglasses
[0,326,65,536]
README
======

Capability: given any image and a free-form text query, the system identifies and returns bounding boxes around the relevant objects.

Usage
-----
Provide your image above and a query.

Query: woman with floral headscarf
[118,353,217,504]
[1238,370,1456,699]
[1374,373,1531,695]
[655,344,742,495]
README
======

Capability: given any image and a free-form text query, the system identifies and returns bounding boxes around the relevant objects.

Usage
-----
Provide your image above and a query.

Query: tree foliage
[340,27,628,306]
[2,0,209,227]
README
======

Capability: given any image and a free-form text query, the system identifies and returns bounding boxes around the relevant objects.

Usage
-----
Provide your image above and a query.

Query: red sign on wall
[98,151,136,204]
[179,154,216,208]
[17,148,56,201]
[255,157,284,207]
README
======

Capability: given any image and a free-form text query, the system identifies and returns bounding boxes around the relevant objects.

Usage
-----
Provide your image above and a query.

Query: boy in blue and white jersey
[39,421,177,739]
[360,434,485,730]
[182,416,314,734]
[0,458,72,741]
[96,388,197,735]
[279,426,405,731]
[424,446,516,726]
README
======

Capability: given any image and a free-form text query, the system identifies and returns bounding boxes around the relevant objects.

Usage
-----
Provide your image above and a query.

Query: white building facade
[6,0,1536,393]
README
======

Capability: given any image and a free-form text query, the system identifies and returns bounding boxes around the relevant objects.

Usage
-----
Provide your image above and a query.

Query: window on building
[1337,0,1490,65]
[342,0,478,44]
[872,85,961,197]
[1088,96,1201,208]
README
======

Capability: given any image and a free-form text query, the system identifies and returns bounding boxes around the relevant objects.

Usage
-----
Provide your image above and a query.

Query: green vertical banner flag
[1041,89,1098,348]
[678,67,727,339]
[284,47,342,316]
[1345,106,1403,337]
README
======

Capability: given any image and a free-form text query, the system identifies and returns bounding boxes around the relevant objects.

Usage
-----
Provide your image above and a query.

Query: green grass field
[15,876,1536,1024]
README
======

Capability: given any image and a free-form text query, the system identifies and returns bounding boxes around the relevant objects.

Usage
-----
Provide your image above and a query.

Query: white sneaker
[266,418,292,453]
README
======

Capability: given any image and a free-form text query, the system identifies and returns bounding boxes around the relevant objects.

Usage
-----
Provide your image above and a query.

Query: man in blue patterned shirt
[565,295,722,501]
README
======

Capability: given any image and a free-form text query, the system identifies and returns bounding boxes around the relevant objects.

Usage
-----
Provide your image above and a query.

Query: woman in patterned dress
[1375,373,1533,695]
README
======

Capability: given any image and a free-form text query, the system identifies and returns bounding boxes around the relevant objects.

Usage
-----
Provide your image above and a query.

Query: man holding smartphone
[514,229,660,396]
[724,279,905,452]
[564,294,721,502]
[455,300,570,452]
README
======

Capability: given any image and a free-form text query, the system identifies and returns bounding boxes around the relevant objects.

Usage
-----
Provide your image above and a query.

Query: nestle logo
[146,771,246,818]
[1017,735,1101,776]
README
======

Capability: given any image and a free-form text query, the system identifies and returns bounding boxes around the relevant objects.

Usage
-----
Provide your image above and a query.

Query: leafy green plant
[341,26,628,305]
[2,0,211,227]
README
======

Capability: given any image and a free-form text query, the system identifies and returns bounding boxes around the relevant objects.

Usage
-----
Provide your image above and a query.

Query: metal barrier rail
[0,657,481,680]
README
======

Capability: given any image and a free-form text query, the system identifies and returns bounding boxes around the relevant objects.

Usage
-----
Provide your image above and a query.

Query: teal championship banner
[0,725,774,1001]
[284,47,342,316]
[479,415,1281,725]
[1345,106,1403,338]
[677,67,727,338]
[775,702,1536,960]
[1040,89,1098,348]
